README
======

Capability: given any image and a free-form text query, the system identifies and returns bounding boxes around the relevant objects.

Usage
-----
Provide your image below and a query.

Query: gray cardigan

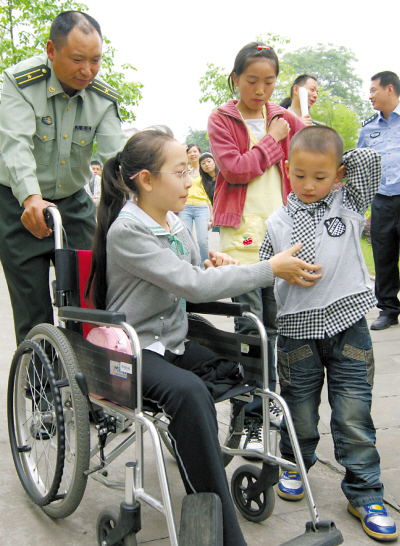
[106,202,274,354]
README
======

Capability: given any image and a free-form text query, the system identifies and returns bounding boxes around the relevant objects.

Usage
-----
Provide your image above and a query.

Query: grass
[361,236,375,276]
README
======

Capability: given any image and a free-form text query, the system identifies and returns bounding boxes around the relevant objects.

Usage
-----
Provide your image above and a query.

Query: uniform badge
[74,125,92,131]
[42,116,53,125]
[324,217,346,237]
[370,132,380,138]
[49,86,56,93]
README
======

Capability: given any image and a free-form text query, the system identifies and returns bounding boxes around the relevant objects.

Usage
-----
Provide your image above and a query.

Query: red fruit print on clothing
[243,236,253,246]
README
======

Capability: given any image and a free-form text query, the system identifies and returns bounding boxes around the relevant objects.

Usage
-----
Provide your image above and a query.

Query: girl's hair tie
[115,152,122,167]
[257,45,271,50]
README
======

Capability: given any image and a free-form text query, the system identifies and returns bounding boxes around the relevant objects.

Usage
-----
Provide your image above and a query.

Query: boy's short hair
[289,126,344,166]
[91,160,101,166]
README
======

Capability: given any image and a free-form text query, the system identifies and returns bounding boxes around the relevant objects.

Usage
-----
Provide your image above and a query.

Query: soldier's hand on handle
[21,194,55,238]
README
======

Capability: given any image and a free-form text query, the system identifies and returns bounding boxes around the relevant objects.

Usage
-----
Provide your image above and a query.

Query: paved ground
[0,230,399,545]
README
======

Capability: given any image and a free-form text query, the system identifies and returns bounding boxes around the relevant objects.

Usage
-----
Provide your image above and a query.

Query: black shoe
[370,315,398,330]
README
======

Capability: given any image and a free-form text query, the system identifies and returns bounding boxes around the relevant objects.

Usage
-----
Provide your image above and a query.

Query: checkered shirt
[259,148,380,339]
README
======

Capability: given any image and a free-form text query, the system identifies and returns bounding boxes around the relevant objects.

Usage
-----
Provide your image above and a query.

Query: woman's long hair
[199,152,218,203]
[85,126,175,309]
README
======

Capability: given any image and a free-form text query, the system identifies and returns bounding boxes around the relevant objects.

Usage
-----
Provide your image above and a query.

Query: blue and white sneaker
[277,470,304,501]
[348,503,398,541]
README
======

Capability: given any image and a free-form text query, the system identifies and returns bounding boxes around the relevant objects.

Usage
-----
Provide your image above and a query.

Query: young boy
[260,126,398,542]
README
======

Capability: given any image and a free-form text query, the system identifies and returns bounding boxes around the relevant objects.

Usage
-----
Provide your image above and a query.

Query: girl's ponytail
[86,154,129,309]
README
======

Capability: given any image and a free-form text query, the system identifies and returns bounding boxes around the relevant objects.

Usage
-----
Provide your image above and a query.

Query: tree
[185,128,210,153]
[282,44,365,115]
[0,0,143,122]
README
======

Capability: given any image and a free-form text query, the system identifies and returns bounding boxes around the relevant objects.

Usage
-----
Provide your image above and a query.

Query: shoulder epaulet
[362,113,378,127]
[14,65,51,89]
[87,79,119,102]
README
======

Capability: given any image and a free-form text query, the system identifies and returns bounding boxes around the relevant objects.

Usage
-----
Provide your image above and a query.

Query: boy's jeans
[277,317,384,507]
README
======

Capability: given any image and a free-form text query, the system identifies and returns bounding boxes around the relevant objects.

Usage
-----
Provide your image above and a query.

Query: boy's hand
[268,243,323,286]
[268,117,290,143]
[204,250,240,268]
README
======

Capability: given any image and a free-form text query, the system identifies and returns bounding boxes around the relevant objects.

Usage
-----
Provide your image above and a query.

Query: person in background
[91,160,102,177]
[208,42,305,449]
[199,151,219,229]
[0,10,125,345]
[280,74,319,126]
[85,160,103,206]
[178,144,211,268]
[357,71,400,330]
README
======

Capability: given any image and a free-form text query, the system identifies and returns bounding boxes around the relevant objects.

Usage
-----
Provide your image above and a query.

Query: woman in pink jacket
[208,42,305,450]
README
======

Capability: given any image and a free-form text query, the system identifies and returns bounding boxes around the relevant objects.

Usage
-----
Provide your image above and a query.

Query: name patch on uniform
[324,217,346,237]
[42,116,53,125]
[370,132,380,138]
[75,125,92,131]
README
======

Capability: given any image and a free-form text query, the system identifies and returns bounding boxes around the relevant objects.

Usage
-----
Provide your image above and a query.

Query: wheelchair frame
[7,206,343,546]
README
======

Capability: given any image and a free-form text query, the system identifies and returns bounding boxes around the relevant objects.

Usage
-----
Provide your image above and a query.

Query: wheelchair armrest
[58,306,127,325]
[186,301,251,317]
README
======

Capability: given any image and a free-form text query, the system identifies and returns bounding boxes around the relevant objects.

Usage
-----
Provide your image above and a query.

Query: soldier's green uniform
[0,52,126,344]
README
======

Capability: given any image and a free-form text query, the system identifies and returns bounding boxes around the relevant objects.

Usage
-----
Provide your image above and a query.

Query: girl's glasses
[154,169,191,179]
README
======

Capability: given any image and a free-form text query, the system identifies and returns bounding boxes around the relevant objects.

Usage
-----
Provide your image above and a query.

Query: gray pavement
[0,232,399,545]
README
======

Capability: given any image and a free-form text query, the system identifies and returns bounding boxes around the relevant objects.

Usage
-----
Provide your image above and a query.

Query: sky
[83,0,398,143]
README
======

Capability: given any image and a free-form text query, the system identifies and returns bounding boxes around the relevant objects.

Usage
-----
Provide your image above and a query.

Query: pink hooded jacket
[208,99,305,228]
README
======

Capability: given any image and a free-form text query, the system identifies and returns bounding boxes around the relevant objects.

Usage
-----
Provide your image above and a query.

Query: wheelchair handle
[44,205,63,250]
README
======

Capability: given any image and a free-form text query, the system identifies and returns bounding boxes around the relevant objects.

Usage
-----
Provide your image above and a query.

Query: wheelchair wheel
[27,324,90,518]
[8,340,65,506]
[97,506,138,546]
[231,464,275,523]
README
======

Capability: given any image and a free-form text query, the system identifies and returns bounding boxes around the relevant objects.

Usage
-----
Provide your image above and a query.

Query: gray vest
[266,192,373,318]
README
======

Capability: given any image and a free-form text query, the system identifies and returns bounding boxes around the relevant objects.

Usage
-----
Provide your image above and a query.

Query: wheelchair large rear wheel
[8,339,65,506]
[15,324,90,518]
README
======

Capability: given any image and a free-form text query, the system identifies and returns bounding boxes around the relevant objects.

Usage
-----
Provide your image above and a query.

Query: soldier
[0,11,126,344]
[357,71,400,330]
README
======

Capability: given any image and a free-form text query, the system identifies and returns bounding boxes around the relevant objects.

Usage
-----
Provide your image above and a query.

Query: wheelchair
[7,206,343,546]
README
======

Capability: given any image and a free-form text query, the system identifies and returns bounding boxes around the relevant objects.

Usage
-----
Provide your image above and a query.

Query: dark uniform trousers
[0,184,96,345]
[370,193,400,318]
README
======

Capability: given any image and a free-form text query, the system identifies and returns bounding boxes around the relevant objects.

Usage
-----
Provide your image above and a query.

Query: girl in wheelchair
[86,126,322,545]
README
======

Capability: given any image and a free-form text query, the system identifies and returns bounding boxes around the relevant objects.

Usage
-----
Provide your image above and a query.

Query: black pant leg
[142,347,247,546]
[370,194,400,316]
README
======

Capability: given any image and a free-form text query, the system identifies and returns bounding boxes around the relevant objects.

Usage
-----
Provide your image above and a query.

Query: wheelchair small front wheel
[97,506,138,546]
[27,324,90,518]
[8,339,65,506]
[231,464,275,523]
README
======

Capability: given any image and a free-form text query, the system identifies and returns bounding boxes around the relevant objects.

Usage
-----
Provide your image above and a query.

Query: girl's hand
[204,250,240,268]
[268,117,290,143]
[300,114,313,126]
[268,243,323,286]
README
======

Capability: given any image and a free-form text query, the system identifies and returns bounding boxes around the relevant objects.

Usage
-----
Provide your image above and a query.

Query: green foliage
[185,128,210,153]
[199,63,231,109]
[311,90,360,151]
[283,44,366,116]
[0,0,143,122]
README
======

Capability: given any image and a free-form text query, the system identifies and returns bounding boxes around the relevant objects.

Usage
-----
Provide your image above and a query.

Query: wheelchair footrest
[179,493,223,546]
[280,521,343,546]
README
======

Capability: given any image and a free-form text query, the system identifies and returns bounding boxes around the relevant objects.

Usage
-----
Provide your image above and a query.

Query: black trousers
[0,185,96,345]
[370,193,400,317]
[142,341,247,546]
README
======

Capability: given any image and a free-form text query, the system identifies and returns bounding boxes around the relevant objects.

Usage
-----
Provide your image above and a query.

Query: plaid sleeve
[341,148,382,214]
[259,229,275,261]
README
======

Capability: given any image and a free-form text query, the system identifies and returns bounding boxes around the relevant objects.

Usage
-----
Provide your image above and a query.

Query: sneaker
[348,503,398,541]
[277,470,305,501]
[239,418,263,454]
[269,400,283,427]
